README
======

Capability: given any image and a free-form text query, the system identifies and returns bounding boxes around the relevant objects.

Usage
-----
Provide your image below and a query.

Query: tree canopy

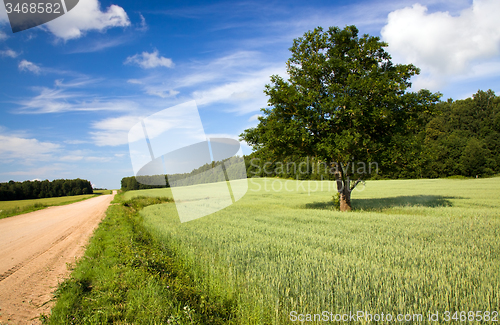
[240,25,441,210]
[0,178,93,201]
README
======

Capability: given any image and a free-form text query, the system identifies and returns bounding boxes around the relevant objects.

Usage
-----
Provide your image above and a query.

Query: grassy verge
[0,190,112,220]
[43,194,237,324]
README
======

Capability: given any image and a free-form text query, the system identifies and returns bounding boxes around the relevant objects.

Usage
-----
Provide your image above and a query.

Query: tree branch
[350,178,363,191]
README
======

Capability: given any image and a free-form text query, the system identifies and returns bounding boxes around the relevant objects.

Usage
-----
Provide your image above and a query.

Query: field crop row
[135,178,500,323]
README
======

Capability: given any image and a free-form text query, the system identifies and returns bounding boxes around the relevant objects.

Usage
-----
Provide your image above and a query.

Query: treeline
[246,90,500,179]
[121,156,246,191]
[419,90,500,178]
[0,179,93,201]
[121,90,499,188]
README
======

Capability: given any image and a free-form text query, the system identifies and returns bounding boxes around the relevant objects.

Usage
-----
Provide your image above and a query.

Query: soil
[0,191,116,325]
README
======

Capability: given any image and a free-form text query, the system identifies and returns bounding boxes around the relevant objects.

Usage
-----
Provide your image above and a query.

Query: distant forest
[121,156,246,191]
[0,179,93,201]
[122,90,500,190]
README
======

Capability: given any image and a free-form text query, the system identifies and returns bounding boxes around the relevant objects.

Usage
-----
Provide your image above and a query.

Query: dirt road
[0,192,116,325]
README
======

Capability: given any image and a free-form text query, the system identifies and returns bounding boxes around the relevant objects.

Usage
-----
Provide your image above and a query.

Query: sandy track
[0,192,116,325]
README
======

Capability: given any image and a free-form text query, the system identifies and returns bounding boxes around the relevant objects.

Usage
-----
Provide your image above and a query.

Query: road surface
[0,191,116,325]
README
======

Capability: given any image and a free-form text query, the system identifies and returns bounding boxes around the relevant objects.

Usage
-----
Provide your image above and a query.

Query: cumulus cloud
[124,50,174,69]
[0,134,60,161]
[0,49,19,58]
[44,0,130,40]
[18,60,41,74]
[381,0,500,89]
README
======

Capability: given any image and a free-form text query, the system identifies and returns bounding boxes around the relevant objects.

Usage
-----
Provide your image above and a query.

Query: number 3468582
[5,2,61,14]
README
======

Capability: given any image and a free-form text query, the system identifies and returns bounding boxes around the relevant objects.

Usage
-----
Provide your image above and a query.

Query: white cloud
[126,75,180,98]
[127,79,143,85]
[90,115,144,146]
[18,85,139,113]
[64,139,90,144]
[67,36,130,53]
[146,88,179,98]
[18,60,41,74]
[2,165,66,177]
[85,156,112,162]
[54,78,98,88]
[0,30,8,41]
[137,14,148,32]
[381,0,500,89]
[124,50,174,69]
[191,66,280,114]
[126,51,284,112]
[44,0,130,40]
[248,114,261,122]
[0,134,60,161]
[17,61,84,76]
[60,155,84,162]
[0,49,19,58]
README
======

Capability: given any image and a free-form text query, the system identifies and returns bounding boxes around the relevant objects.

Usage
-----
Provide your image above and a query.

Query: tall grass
[137,177,500,323]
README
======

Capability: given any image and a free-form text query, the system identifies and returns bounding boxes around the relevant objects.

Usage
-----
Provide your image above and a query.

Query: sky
[0,0,499,189]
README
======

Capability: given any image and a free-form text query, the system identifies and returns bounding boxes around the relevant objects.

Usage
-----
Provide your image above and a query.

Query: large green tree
[240,25,440,211]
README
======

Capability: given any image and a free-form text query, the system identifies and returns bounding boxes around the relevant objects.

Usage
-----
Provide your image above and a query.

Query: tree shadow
[354,195,455,210]
[304,195,456,211]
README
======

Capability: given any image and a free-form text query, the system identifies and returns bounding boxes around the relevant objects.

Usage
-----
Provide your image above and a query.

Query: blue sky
[0,0,499,189]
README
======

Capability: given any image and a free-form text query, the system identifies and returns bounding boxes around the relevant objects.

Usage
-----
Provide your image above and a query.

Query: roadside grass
[43,194,238,325]
[133,177,500,323]
[0,190,112,220]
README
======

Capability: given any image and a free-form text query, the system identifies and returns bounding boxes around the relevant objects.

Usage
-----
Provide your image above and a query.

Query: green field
[47,178,500,324]
[0,190,112,219]
[131,177,500,323]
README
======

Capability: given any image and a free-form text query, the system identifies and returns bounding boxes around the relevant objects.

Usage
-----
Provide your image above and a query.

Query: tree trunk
[334,170,353,212]
[332,163,361,212]
[339,186,352,212]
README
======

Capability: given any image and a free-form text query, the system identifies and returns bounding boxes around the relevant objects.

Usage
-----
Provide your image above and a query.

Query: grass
[0,190,112,220]
[44,195,238,325]
[136,177,500,323]
[47,178,500,324]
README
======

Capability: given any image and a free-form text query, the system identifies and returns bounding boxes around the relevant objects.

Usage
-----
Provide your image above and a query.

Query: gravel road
[0,191,116,325]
